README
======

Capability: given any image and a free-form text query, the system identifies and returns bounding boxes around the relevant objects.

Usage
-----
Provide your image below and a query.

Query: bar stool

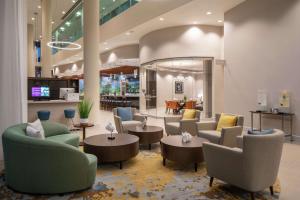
[37,110,50,121]
[64,109,79,131]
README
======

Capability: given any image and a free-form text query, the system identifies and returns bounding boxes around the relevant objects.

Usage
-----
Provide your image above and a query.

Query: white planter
[80,118,89,124]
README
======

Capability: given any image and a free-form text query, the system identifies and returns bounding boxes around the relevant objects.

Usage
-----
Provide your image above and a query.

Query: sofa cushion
[166,122,180,135]
[122,120,142,132]
[248,129,274,135]
[216,113,237,131]
[41,122,69,137]
[117,107,133,121]
[26,119,45,139]
[46,133,80,147]
[198,130,221,144]
[182,109,196,119]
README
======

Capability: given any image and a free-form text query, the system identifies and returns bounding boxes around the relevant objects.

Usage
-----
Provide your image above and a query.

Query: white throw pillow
[26,119,45,139]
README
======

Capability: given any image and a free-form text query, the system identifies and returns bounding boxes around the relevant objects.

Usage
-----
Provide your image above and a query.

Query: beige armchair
[113,108,145,133]
[203,129,284,200]
[197,113,244,147]
[164,110,201,136]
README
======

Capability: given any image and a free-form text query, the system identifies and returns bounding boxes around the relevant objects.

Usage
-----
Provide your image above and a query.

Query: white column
[83,0,100,123]
[27,24,35,77]
[41,0,52,77]
[0,0,27,162]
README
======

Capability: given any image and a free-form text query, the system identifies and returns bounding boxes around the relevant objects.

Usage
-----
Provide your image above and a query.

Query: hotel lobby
[1,0,300,199]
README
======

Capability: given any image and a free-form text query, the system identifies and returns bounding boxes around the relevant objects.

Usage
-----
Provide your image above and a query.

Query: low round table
[74,123,94,146]
[84,134,139,169]
[160,136,208,172]
[128,125,163,150]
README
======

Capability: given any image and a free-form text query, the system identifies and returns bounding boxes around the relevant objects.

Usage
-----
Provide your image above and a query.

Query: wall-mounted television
[32,86,50,99]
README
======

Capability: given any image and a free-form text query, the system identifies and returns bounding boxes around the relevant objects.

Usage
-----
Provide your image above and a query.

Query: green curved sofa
[2,122,97,194]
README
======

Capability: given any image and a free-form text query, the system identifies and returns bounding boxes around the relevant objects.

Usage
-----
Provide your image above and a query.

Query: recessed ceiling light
[193,21,198,25]
[37,5,41,9]
[65,21,71,26]
[159,17,164,21]
[72,0,76,3]
[62,11,66,15]
[39,35,42,38]
[105,47,109,50]
[103,42,108,45]
[31,17,35,21]
[125,32,131,36]
[206,11,212,15]
[51,21,55,24]
[102,7,106,10]
[217,19,223,23]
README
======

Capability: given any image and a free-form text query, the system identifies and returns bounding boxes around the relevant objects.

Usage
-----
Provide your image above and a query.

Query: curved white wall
[100,44,139,64]
[139,25,223,64]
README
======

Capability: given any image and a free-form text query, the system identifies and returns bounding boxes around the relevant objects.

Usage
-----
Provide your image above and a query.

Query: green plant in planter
[183,95,187,102]
[78,99,93,123]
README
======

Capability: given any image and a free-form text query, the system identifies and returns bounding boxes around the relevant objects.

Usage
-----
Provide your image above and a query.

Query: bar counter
[28,100,80,124]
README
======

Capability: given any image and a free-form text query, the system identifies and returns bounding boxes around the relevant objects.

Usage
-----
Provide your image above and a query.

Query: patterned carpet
[0,147,280,200]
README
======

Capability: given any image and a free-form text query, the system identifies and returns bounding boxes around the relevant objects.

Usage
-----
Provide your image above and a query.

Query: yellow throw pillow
[216,113,238,131]
[182,109,196,120]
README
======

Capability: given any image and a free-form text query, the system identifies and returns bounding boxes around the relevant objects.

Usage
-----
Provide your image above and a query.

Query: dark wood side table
[127,125,163,150]
[74,123,94,146]
[84,134,139,169]
[160,136,208,172]
[250,111,294,141]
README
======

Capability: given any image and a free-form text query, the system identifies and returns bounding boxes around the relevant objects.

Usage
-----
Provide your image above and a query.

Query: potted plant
[78,99,93,124]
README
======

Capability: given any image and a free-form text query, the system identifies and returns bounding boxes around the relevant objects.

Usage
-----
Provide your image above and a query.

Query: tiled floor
[1,109,299,199]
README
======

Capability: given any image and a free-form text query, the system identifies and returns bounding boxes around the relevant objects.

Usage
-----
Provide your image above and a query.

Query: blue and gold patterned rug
[0,148,280,200]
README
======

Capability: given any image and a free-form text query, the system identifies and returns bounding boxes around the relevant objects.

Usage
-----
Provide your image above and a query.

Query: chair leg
[209,177,214,187]
[250,192,255,200]
[270,186,274,196]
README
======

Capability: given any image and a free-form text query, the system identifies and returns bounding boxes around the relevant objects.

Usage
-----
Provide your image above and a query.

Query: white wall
[100,44,139,64]
[139,25,223,64]
[224,0,300,135]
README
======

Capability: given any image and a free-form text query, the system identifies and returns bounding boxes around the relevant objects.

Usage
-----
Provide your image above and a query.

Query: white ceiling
[27,0,77,40]
[48,0,246,66]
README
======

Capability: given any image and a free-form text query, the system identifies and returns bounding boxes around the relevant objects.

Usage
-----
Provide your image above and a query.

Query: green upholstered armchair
[2,122,97,194]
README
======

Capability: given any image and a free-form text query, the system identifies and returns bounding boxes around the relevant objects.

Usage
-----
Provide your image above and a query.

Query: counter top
[28,100,80,104]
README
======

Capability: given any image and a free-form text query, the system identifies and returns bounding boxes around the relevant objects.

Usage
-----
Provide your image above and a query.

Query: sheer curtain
[0,0,27,161]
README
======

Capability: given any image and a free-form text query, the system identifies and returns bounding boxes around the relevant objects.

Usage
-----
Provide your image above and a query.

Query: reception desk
[28,100,80,124]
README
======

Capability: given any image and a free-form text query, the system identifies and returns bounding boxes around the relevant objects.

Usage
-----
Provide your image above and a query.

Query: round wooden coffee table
[160,136,208,172]
[128,125,163,150]
[84,134,139,169]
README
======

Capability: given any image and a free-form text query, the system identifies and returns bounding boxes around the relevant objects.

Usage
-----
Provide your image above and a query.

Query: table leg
[119,161,123,169]
[251,112,254,131]
[259,113,262,131]
[82,127,86,140]
[163,158,166,166]
[148,144,151,150]
[290,115,293,142]
[194,163,198,172]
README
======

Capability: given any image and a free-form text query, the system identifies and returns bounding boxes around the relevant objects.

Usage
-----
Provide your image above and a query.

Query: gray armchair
[164,110,201,136]
[203,129,284,200]
[113,108,145,133]
[197,113,244,147]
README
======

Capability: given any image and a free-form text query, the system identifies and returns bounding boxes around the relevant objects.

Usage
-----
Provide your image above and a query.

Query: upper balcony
[52,0,139,54]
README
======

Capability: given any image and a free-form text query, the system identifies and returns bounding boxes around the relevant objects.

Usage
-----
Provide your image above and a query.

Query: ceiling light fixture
[104,42,108,45]
[31,17,35,21]
[193,21,198,25]
[159,17,164,21]
[62,11,66,15]
[72,0,76,3]
[37,5,41,9]
[47,41,82,50]
[217,19,223,23]
[51,21,55,24]
[206,11,212,15]
[105,47,109,50]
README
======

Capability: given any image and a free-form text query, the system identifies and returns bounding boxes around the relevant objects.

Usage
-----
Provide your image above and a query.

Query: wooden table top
[161,136,208,148]
[127,125,163,133]
[84,134,139,147]
[74,123,94,128]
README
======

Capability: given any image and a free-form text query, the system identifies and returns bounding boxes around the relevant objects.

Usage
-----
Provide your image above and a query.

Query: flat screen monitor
[59,88,75,99]
[32,86,50,98]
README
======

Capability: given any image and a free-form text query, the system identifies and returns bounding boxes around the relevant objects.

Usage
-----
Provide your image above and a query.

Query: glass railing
[52,0,139,54]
